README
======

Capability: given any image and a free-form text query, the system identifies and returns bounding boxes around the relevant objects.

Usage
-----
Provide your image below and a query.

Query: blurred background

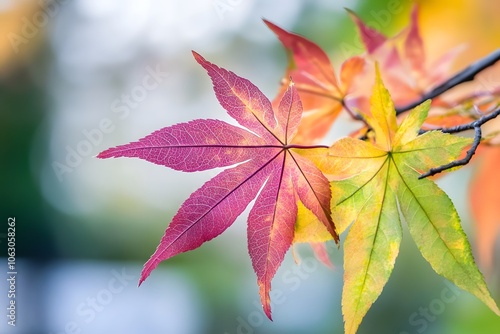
[1,0,499,333]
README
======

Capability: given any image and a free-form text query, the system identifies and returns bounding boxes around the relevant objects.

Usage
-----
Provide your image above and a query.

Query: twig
[396,49,500,115]
[419,107,500,178]
[342,100,366,122]
[419,126,482,179]
[435,107,500,134]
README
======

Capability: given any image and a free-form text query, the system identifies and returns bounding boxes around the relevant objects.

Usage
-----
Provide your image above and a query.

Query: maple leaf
[313,66,499,334]
[265,19,365,143]
[97,51,339,319]
[470,146,500,272]
[349,5,464,108]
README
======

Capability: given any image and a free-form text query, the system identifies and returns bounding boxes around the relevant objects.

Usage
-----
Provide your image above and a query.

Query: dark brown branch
[418,107,500,178]
[419,107,500,134]
[419,126,482,179]
[440,107,500,133]
[396,49,500,115]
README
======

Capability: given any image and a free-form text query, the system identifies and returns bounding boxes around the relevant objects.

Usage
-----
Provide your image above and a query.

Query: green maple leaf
[315,66,500,334]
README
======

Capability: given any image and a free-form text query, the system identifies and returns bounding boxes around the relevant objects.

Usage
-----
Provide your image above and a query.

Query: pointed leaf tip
[374,62,382,80]
[138,268,150,287]
[263,18,280,33]
[259,283,273,320]
[191,50,204,63]
[348,9,387,53]
[192,51,279,142]
[344,7,355,15]
[139,256,158,287]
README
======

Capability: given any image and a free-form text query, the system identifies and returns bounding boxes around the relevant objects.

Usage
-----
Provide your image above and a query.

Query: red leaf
[141,159,272,284]
[98,119,266,171]
[404,5,426,74]
[348,5,463,108]
[347,8,387,54]
[248,156,297,320]
[98,52,339,319]
[265,19,366,143]
[192,51,279,143]
[264,19,340,92]
[310,242,334,269]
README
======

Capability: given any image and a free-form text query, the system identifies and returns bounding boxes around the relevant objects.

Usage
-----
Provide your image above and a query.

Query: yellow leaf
[294,200,333,243]
[327,65,498,334]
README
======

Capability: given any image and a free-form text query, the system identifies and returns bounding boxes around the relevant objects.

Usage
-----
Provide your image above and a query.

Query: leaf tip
[138,270,149,287]
[191,50,200,57]
[96,148,112,159]
[191,50,203,63]
[263,18,280,34]
[345,8,363,25]
[372,62,390,100]
[374,61,381,79]
[421,99,432,108]
[138,255,161,288]
[411,3,420,18]
[311,242,335,269]
[344,7,356,16]
[259,281,273,320]
[138,269,150,287]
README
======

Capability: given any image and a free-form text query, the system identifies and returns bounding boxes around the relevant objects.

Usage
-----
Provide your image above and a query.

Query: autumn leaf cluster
[98,6,500,333]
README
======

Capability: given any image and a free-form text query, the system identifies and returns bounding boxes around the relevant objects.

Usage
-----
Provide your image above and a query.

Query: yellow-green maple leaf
[320,66,500,334]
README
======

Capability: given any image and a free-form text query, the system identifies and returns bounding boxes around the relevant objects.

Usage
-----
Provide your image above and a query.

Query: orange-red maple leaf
[265,19,365,144]
[349,5,464,109]
[470,146,500,272]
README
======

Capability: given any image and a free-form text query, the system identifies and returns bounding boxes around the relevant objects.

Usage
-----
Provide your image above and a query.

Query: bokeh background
[1,0,499,333]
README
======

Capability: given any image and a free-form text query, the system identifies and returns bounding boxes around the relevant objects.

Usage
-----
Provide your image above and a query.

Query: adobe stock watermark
[51,64,170,182]
[8,0,68,54]
[6,217,17,328]
[213,0,244,20]
[48,267,135,334]
[225,256,324,334]
[399,281,462,334]
[339,0,404,59]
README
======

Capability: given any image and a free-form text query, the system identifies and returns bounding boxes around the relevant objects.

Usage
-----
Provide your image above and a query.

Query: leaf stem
[343,100,367,123]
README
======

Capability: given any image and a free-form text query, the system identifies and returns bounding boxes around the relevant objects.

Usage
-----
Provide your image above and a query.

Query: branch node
[419,126,482,179]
